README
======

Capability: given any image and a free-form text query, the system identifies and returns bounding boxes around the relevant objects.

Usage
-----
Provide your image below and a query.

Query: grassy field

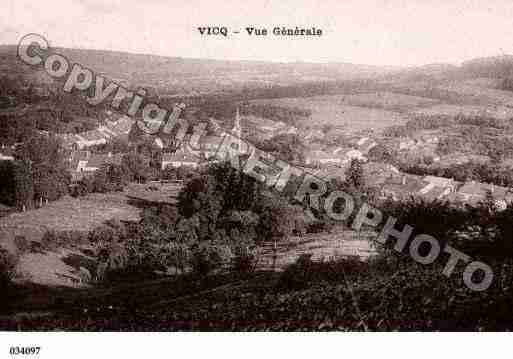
[338,91,440,113]
[256,229,376,271]
[437,80,513,107]
[124,182,183,205]
[0,194,140,249]
[0,182,184,249]
[411,103,513,119]
[0,183,187,288]
[0,193,140,287]
[251,95,410,132]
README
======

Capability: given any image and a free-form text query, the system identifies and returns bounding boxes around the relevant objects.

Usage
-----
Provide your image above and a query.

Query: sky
[2,0,513,66]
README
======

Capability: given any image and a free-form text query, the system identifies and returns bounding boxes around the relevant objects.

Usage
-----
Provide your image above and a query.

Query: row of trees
[0,134,71,209]
[398,160,513,188]
[72,152,156,197]
[0,133,158,208]
[89,162,311,278]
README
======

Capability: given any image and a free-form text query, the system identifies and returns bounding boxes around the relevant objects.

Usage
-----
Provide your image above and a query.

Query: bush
[14,235,30,253]
[277,254,368,291]
[190,241,232,276]
[88,225,118,244]
[70,176,95,197]
[0,248,18,290]
[158,242,191,275]
[230,236,258,274]
[41,229,89,251]
[276,254,314,290]
[96,242,130,282]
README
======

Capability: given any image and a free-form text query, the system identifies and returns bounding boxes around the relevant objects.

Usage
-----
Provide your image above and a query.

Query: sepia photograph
[1,0,513,356]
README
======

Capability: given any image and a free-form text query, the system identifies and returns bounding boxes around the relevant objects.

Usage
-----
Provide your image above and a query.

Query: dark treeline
[398,161,513,188]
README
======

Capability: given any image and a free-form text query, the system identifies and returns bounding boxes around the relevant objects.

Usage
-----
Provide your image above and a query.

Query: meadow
[251,95,410,132]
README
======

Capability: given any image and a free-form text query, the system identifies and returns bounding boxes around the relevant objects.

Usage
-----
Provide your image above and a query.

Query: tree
[13,160,34,210]
[258,134,305,163]
[346,158,365,190]
[321,124,334,134]
[15,134,70,203]
[122,152,151,183]
[92,165,110,193]
[177,162,268,242]
[368,144,398,165]
[0,161,15,206]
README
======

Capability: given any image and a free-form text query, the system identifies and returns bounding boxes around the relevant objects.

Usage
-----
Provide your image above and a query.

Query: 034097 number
[9,347,41,355]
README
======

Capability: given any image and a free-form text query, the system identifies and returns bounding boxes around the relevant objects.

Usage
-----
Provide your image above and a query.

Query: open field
[411,103,513,119]
[0,194,140,250]
[251,95,410,132]
[0,194,139,288]
[338,91,440,112]
[0,182,185,250]
[437,80,513,107]
[0,183,188,288]
[124,182,183,205]
[257,229,376,271]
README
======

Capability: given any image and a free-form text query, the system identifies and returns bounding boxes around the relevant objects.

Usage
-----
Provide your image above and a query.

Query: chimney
[402,176,406,185]
[108,152,112,158]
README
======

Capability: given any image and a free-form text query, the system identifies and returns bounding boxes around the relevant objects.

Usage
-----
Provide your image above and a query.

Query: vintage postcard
[0,0,512,357]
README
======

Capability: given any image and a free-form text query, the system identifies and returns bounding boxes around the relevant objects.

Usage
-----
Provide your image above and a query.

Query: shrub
[70,176,95,197]
[40,230,59,251]
[277,253,314,290]
[190,241,232,276]
[230,236,258,274]
[88,225,118,244]
[158,242,191,274]
[96,242,130,282]
[14,235,30,253]
[0,248,18,291]
[40,229,89,251]
[277,254,370,291]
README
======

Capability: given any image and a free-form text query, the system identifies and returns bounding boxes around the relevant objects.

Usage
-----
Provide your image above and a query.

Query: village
[2,102,511,218]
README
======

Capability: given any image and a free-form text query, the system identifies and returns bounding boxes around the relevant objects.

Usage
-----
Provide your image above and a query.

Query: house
[363,162,400,187]
[424,176,456,187]
[197,135,223,159]
[345,149,367,163]
[501,158,513,169]
[438,153,489,167]
[457,181,511,206]
[420,134,439,144]
[184,134,223,160]
[0,203,13,217]
[69,150,91,172]
[311,165,348,182]
[73,130,108,149]
[331,146,368,162]
[305,150,345,166]
[161,149,199,169]
[154,137,165,149]
[105,116,134,136]
[399,139,416,151]
[418,175,457,200]
[303,129,324,141]
[57,133,81,149]
[0,145,14,161]
[59,115,135,150]
[70,151,123,180]
[357,137,369,147]
[380,175,426,201]
[81,152,123,172]
[308,143,327,152]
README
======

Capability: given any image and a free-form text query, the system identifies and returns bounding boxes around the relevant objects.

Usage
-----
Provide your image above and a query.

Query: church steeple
[232,106,243,152]
[232,106,241,138]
